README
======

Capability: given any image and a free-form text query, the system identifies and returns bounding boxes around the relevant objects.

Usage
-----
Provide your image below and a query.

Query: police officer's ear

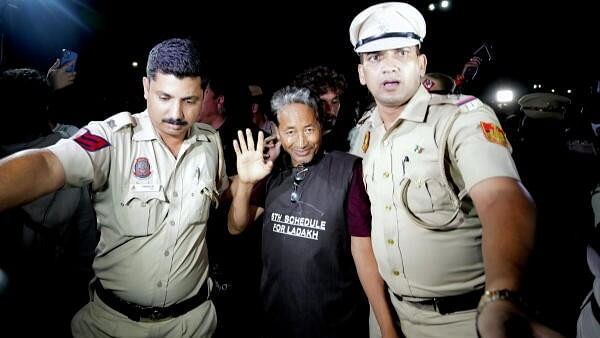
[418,53,428,78]
[357,62,367,86]
[143,76,150,100]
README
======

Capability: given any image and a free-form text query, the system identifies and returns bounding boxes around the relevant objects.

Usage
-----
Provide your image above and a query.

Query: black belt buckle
[432,297,451,315]
[144,308,170,321]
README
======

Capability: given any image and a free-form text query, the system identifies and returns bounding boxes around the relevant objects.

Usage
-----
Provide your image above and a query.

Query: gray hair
[270,86,320,122]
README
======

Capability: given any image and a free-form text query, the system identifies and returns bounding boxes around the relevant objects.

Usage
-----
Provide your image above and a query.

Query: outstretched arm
[0,149,65,212]
[473,177,564,338]
[227,129,272,234]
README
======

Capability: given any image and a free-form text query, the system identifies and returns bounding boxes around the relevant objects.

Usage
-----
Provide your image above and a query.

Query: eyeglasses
[290,165,309,203]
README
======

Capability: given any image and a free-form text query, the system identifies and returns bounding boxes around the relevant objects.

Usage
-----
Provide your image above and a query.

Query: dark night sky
[1,0,597,116]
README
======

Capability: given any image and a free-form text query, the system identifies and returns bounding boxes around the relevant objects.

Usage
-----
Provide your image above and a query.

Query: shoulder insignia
[361,131,371,153]
[480,122,508,147]
[194,122,218,135]
[429,94,481,109]
[105,111,136,132]
[457,96,484,113]
[429,93,460,105]
[357,108,375,126]
[73,128,111,152]
[193,123,218,143]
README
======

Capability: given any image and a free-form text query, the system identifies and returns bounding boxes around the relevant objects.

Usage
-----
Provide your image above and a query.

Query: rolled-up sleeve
[47,123,112,190]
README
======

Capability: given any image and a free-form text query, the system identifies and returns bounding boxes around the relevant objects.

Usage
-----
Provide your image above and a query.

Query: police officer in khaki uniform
[348,3,564,338]
[0,38,228,338]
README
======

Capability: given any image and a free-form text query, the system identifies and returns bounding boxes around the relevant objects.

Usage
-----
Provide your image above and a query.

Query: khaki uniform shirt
[361,86,519,298]
[348,107,375,158]
[49,110,228,307]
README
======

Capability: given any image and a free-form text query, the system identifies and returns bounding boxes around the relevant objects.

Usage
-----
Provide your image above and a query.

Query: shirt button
[385,205,392,211]
[164,250,170,257]
[170,220,175,226]
[157,281,163,288]
[173,192,178,198]
[383,172,390,178]
[392,270,400,276]
[387,239,395,245]
[141,202,147,207]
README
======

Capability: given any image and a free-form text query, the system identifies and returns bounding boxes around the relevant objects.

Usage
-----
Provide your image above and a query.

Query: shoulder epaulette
[104,111,136,132]
[357,107,375,126]
[429,94,485,113]
[194,122,218,135]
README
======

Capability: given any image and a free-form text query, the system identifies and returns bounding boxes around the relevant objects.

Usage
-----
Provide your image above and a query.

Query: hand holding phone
[47,49,78,90]
[59,49,78,73]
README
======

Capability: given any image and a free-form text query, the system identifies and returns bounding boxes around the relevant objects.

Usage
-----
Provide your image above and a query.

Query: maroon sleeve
[346,160,372,237]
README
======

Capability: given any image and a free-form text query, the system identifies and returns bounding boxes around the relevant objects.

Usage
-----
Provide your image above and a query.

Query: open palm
[233,129,274,184]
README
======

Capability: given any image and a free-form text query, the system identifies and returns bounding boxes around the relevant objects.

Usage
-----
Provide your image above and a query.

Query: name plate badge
[130,184,161,192]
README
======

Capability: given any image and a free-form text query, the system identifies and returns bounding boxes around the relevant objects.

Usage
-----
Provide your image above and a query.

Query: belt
[394,289,482,315]
[93,279,210,322]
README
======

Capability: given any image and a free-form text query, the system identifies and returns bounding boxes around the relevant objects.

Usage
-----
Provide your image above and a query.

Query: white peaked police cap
[349,2,426,53]
[518,93,571,120]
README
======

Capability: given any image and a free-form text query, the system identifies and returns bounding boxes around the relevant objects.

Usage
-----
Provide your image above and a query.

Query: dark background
[0,1,597,336]
[1,0,598,119]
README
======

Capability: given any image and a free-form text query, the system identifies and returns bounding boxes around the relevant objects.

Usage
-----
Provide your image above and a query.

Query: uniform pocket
[119,189,168,236]
[400,176,462,230]
[188,180,217,224]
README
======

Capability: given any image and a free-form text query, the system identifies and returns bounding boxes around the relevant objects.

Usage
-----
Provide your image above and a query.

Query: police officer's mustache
[162,118,188,126]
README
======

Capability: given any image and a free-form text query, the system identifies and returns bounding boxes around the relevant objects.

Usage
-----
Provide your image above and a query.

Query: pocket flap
[123,187,167,205]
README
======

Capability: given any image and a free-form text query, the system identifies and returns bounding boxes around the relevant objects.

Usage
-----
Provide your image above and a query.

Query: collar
[371,85,432,130]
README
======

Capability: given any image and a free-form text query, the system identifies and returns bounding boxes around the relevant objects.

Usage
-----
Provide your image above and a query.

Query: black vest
[261,151,368,338]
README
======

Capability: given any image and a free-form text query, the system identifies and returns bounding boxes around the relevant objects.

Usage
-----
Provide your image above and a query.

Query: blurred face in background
[197,83,224,126]
[319,89,341,130]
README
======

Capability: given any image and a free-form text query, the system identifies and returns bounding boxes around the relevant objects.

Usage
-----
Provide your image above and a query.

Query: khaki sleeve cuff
[47,139,94,187]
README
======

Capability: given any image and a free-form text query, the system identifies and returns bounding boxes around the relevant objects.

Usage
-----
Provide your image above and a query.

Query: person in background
[0,67,98,337]
[422,72,455,94]
[198,73,260,176]
[46,54,84,136]
[249,83,280,162]
[197,72,264,337]
[0,38,227,338]
[348,2,564,337]
[228,86,398,338]
[577,224,600,338]
[293,65,353,152]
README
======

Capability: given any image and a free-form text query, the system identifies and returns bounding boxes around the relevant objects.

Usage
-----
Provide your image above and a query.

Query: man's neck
[210,116,226,130]
[378,105,405,130]
[159,132,186,158]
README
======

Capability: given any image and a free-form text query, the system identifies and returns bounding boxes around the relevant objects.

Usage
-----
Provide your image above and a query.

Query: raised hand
[233,129,273,184]
[461,56,482,81]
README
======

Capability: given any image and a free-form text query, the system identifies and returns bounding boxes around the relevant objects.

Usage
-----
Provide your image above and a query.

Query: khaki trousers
[71,290,217,338]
